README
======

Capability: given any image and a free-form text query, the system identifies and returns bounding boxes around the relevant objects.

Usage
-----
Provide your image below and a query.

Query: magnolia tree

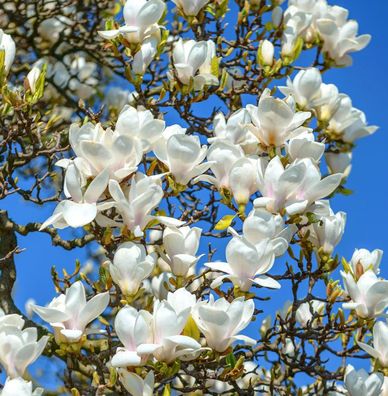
[0,0,385,395]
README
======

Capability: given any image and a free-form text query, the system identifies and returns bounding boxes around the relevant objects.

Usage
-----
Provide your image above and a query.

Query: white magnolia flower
[285,0,326,43]
[358,321,388,367]
[68,121,143,180]
[0,29,15,74]
[229,157,260,206]
[118,370,154,396]
[170,39,218,90]
[280,68,342,124]
[287,131,325,163]
[349,248,383,279]
[295,300,325,328]
[161,226,202,277]
[0,316,48,379]
[306,205,346,255]
[108,174,165,237]
[98,0,165,43]
[317,10,371,66]
[0,377,43,396]
[254,157,342,215]
[328,95,378,143]
[137,299,201,363]
[192,296,255,352]
[341,270,388,318]
[243,208,296,246]
[41,163,110,229]
[206,235,285,291]
[344,364,383,396]
[246,89,311,148]
[110,242,156,296]
[209,109,257,154]
[33,281,110,343]
[132,36,158,75]
[172,0,210,16]
[166,288,197,315]
[325,152,352,178]
[195,140,244,190]
[154,132,210,185]
[115,105,165,152]
[112,305,153,367]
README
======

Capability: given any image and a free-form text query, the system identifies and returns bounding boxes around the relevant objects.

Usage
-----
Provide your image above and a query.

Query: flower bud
[258,40,274,67]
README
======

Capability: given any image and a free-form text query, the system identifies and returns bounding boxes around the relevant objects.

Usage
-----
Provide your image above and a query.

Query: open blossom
[195,140,244,190]
[0,315,48,379]
[0,378,43,396]
[341,270,388,319]
[109,242,156,296]
[243,208,296,246]
[118,371,154,396]
[161,226,202,276]
[280,68,340,116]
[316,11,371,66]
[67,121,143,180]
[108,174,166,237]
[154,131,210,185]
[112,305,153,367]
[41,163,110,229]
[137,299,201,363]
[169,39,218,90]
[287,131,325,163]
[348,248,383,279]
[358,321,388,368]
[115,105,165,152]
[206,234,286,291]
[32,281,110,343]
[304,202,346,255]
[327,95,378,143]
[254,157,342,215]
[295,300,325,328]
[0,29,16,74]
[246,89,311,148]
[98,0,165,43]
[172,0,210,16]
[192,296,255,352]
[343,364,384,396]
[285,1,370,66]
[209,109,258,154]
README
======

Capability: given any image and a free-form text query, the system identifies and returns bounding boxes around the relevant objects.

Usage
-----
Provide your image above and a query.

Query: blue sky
[1,0,387,389]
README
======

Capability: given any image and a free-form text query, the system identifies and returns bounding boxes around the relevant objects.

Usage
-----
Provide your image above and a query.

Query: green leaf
[226,352,237,368]
[214,214,236,230]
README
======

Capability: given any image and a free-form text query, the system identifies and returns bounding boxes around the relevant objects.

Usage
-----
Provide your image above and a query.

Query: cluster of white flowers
[1,0,386,394]
[282,0,371,66]
[0,311,46,395]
